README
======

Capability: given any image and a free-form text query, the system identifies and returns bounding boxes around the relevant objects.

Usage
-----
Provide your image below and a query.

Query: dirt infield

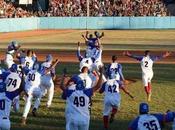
[0,50,174,64]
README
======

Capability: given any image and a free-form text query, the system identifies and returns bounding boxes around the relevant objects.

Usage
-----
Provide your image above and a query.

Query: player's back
[104,79,121,100]
[25,70,41,87]
[24,56,35,70]
[78,73,93,89]
[140,56,154,74]
[108,63,121,80]
[137,114,161,130]
[67,90,90,119]
[0,93,12,118]
[5,72,21,92]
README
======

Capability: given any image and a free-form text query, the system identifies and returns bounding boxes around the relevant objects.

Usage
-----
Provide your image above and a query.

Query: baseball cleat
[32,108,37,117]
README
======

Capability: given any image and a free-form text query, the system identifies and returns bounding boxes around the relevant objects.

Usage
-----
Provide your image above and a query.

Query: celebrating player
[21,64,42,125]
[0,65,24,130]
[4,41,20,69]
[1,64,22,112]
[60,67,103,130]
[106,55,125,81]
[99,71,134,130]
[128,102,175,130]
[40,54,57,108]
[23,50,37,70]
[124,50,171,101]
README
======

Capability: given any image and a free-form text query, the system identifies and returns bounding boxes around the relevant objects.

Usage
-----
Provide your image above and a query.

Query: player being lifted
[99,69,134,130]
[124,50,171,101]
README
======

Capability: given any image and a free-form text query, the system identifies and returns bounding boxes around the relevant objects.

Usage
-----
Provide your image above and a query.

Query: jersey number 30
[0,100,5,110]
[73,96,85,107]
[143,120,158,130]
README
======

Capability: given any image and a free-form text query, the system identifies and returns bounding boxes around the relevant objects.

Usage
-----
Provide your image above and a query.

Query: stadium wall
[0,17,175,32]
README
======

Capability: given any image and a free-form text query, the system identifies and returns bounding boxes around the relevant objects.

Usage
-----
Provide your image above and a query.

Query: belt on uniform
[2,117,7,119]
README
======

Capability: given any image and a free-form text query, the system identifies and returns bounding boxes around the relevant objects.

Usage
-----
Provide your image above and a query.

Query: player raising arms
[4,41,21,69]
[124,50,171,101]
[40,54,58,108]
[128,102,175,130]
[99,71,134,130]
[60,67,103,130]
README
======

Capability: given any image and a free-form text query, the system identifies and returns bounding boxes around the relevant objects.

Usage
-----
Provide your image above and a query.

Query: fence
[0,17,175,32]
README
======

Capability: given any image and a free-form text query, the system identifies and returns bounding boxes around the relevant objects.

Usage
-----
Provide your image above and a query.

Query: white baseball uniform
[4,53,14,69]
[5,72,22,112]
[137,114,161,130]
[64,88,93,130]
[140,56,154,86]
[100,79,122,116]
[40,61,55,107]
[24,56,35,70]
[23,70,42,118]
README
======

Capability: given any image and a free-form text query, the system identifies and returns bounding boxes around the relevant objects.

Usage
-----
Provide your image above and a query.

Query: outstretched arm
[44,59,59,74]
[121,84,134,99]
[77,42,83,61]
[124,51,143,61]
[151,51,171,61]
[93,67,103,92]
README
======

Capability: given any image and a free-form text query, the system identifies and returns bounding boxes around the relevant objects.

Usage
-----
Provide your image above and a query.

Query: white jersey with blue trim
[108,63,121,80]
[25,70,41,88]
[78,73,93,89]
[24,56,35,70]
[41,61,54,76]
[5,72,21,92]
[0,93,12,118]
[103,79,121,101]
[141,56,153,75]
[137,114,161,130]
[66,90,91,120]
[5,53,14,69]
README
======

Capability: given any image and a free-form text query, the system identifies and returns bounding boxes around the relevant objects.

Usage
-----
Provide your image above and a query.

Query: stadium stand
[0,0,173,17]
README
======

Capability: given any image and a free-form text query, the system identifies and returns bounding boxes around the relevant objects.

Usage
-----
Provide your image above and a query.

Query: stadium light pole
[87,0,89,17]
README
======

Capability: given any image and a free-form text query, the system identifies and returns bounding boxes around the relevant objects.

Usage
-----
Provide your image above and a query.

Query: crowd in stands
[0,0,171,18]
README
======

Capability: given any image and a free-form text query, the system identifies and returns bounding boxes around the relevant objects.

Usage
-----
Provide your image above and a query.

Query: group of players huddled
[0,31,174,130]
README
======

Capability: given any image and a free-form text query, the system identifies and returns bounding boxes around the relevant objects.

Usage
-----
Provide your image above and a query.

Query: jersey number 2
[0,100,5,110]
[145,61,148,67]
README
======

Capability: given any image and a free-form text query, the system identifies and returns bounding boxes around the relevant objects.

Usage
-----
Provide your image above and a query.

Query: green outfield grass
[0,30,175,50]
[10,63,175,130]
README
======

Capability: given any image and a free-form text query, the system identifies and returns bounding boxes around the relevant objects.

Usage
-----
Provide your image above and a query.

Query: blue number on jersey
[0,100,5,110]
[108,85,117,93]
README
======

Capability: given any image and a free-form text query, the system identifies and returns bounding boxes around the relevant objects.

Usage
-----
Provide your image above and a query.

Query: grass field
[9,63,175,130]
[0,29,174,130]
[0,30,175,50]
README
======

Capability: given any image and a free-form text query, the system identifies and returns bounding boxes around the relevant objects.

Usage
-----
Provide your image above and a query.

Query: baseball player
[77,42,106,83]
[40,54,57,108]
[1,64,22,112]
[61,67,103,130]
[0,64,24,130]
[99,72,134,130]
[124,51,171,101]
[128,102,175,130]
[21,63,42,125]
[4,41,20,69]
[106,55,125,81]
[23,50,37,70]
[0,82,23,130]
